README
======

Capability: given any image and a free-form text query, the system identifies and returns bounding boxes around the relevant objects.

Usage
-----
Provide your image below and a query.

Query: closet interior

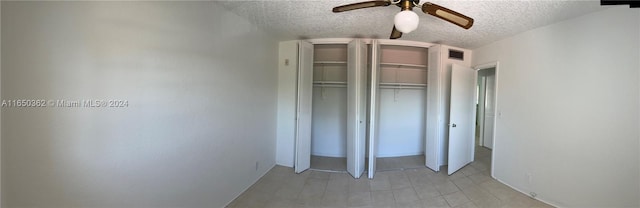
[374,45,428,171]
[310,44,348,171]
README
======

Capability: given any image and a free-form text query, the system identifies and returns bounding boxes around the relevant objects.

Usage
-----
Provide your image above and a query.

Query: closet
[368,42,429,176]
[293,40,368,178]
[279,39,474,179]
[310,44,348,171]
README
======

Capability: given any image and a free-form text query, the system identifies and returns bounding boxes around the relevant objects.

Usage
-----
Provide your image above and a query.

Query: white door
[347,40,367,178]
[425,45,441,171]
[477,76,487,147]
[295,41,314,173]
[483,74,496,149]
[447,64,477,175]
[367,40,381,179]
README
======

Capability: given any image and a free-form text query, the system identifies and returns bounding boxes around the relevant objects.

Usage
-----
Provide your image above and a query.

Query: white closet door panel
[347,39,367,178]
[447,63,477,175]
[425,46,441,171]
[367,40,381,179]
[311,87,348,157]
[377,89,426,157]
[295,41,314,173]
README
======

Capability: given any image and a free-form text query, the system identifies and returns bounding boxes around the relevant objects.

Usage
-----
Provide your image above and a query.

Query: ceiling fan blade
[422,2,474,29]
[390,26,402,39]
[333,0,391,13]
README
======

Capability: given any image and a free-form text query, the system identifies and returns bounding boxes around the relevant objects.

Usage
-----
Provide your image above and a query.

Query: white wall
[1,2,278,207]
[473,7,639,207]
[378,89,425,157]
[311,87,348,157]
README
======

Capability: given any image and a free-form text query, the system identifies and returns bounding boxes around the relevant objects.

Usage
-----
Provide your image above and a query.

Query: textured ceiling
[216,0,609,49]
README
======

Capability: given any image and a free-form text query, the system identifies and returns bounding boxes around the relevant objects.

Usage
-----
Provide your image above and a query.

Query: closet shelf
[314,61,347,65]
[380,62,427,69]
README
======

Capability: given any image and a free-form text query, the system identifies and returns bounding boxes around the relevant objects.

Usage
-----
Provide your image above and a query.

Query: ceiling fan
[332,0,474,39]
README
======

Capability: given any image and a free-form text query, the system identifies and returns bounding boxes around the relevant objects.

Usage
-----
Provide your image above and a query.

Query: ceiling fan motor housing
[395,0,420,10]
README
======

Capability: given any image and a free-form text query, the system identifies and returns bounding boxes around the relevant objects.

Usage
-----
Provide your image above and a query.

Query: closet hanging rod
[379,86,426,90]
[313,84,347,88]
[314,81,347,85]
[380,82,427,87]
[380,62,427,69]
[314,61,347,65]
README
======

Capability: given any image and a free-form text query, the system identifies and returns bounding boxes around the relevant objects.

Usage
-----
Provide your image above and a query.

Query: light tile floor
[228,147,552,208]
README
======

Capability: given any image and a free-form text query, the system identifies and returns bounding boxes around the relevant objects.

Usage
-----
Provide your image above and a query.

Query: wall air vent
[449,49,464,60]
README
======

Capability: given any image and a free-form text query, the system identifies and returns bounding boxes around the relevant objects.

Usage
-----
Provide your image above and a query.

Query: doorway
[476,67,496,149]
[473,62,499,176]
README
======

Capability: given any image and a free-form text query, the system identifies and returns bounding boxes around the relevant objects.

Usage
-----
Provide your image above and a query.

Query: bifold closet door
[347,40,367,178]
[295,41,314,173]
[367,40,381,179]
[425,45,441,172]
[447,63,477,175]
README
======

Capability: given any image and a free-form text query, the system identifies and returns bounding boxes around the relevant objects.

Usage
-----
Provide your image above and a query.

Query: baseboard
[494,177,562,208]
[275,161,293,168]
[376,151,424,158]
[224,163,277,208]
[311,152,347,158]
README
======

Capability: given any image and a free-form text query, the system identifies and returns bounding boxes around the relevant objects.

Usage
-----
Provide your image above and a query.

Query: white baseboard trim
[224,163,277,208]
[376,151,424,158]
[311,152,347,158]
[494,177,562,208]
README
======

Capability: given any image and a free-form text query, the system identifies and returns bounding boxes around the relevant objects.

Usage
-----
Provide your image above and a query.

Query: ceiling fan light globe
[394,10,419,33]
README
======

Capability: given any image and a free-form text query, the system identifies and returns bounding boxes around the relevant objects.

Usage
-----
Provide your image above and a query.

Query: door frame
[473,61,499,178]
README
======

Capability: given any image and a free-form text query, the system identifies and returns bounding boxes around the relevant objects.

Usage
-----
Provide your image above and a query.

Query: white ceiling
[216,0,609,49]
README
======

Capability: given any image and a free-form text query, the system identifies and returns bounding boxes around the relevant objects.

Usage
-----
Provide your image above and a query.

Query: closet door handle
[451,123,457,128]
